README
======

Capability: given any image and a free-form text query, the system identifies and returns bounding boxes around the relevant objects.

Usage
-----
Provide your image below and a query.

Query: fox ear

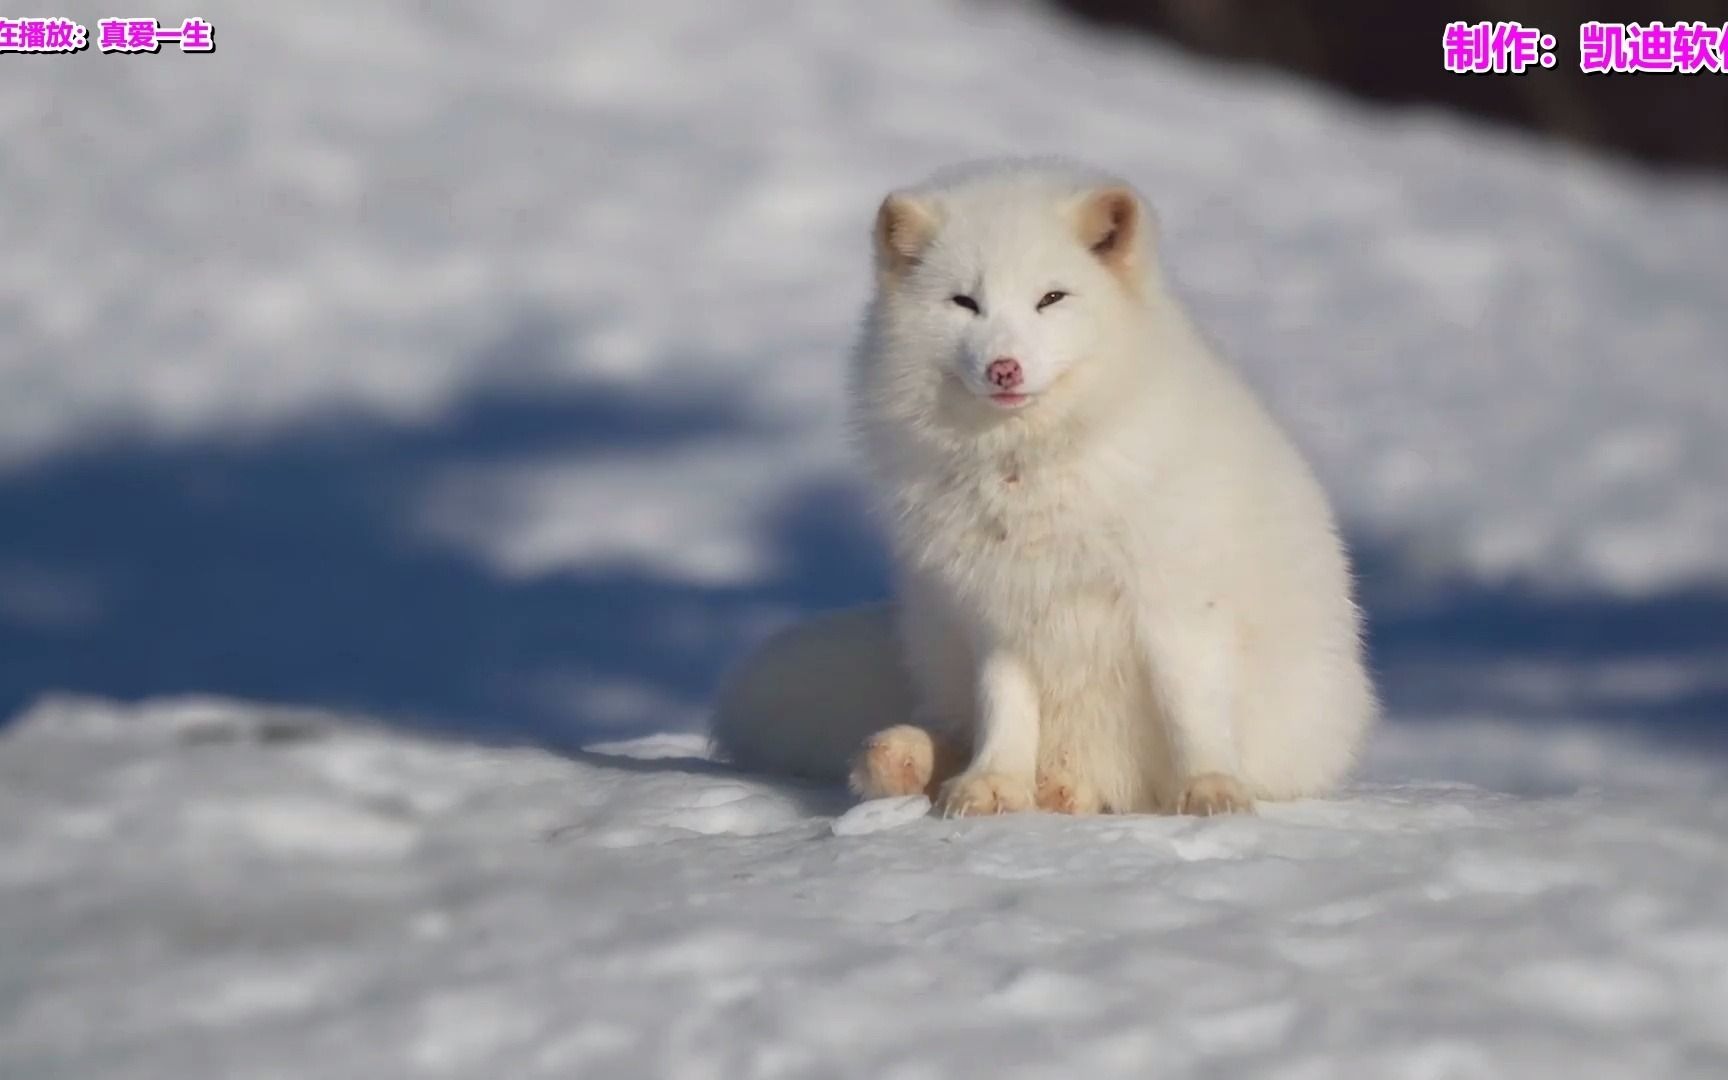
[1076,186,1143,274]
[874,193,937,278]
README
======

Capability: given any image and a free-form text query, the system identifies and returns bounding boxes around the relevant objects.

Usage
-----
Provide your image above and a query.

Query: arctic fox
[713,158,1375,816]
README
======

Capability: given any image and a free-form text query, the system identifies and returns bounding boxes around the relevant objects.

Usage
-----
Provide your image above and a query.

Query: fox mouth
[943,373,1039,413]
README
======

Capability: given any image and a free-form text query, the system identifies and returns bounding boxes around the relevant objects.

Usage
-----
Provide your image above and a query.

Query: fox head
[854,160,1159,435]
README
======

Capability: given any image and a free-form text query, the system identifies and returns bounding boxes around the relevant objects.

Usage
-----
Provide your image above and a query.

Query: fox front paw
[1034,766,1103,815]
[1177,773,1256,817]
[937,770,1036,817]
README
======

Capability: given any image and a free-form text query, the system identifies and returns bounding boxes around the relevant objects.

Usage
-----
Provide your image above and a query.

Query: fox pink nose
[986,358,1023,390]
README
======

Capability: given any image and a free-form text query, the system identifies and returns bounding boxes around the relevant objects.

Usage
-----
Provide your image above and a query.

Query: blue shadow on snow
[0,380,1723,753]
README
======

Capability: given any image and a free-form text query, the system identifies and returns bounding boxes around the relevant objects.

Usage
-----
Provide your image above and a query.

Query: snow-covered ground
[7,695,1728,1078]
[3,1,1727,1076]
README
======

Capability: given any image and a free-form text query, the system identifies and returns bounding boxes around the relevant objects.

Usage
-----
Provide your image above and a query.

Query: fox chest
[896,467,1131,617]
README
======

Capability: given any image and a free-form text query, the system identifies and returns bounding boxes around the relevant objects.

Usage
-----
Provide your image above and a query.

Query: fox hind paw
[850,725,937,799]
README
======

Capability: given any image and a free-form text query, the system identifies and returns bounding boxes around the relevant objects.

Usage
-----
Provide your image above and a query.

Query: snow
[7,696,1728,1077]
[3,0,1727,1076]
[830,795,933,837]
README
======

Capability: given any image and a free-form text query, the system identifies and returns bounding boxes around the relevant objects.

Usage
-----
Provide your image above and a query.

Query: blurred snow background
[2,1,1726,1076]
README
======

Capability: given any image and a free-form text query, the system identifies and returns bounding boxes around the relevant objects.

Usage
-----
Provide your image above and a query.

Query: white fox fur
[712,158,1375,816]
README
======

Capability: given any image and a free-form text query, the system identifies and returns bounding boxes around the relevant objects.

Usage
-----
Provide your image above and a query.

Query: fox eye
[1036,290,1068,311]
[951,294,980,313]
